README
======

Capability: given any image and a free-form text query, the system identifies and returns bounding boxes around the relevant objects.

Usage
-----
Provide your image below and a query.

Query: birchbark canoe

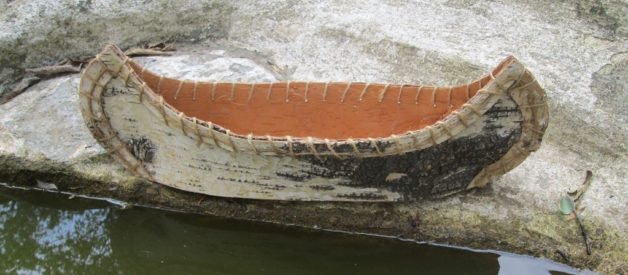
[78,44,548,201]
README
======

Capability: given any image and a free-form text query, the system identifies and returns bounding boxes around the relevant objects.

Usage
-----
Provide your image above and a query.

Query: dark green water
[0,184,587,275]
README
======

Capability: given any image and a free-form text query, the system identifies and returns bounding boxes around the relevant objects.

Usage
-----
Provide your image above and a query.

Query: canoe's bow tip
[100,43,126,59]
[104,43,121,51]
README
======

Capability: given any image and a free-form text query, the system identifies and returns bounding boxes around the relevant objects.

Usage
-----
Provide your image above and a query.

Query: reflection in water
[0,192,116,274]
[0,186,585,275]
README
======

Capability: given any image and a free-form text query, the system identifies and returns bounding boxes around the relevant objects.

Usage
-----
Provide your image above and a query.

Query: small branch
[574,170,593,205]
[0,76,41,105]
[2,64,80,105]
[147,42,176,52]
[125,42,176,57]
[25,64,80,78]
[1,41,176,105]
[197,195,206,205]
[125,48,173,57]
[554,249,571,263]
[575,214,592,255]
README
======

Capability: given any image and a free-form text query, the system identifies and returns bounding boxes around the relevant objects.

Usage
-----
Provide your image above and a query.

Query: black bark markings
[297,99,522,200]
[126,136,156,163]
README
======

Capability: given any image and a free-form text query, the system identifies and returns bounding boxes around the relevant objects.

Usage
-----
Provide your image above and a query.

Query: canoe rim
[78,44,549,190]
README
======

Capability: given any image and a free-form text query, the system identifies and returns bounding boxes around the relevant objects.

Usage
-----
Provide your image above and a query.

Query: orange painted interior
[129,58,510,139]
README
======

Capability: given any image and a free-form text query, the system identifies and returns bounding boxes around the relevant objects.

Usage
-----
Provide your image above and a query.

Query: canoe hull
[78,45,548,201]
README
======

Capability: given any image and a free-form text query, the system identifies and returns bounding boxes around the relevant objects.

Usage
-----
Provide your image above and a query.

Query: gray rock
[35,179,57,191]
[0,0,626,273]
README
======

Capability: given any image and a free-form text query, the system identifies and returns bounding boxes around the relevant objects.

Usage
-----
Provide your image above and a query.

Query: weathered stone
[0,0,626,273]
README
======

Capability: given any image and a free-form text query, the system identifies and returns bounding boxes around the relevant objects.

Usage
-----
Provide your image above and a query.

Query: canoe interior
[128,57,513,139]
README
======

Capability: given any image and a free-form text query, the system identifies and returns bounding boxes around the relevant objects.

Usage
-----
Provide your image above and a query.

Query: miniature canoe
[78,44,548,201]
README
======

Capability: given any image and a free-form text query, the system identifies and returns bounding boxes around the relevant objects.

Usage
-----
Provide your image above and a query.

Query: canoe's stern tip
[103,43,123,52]
[99,44,127,62]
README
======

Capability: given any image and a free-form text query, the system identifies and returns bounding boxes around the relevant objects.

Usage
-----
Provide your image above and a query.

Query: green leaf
[559,196,575,215]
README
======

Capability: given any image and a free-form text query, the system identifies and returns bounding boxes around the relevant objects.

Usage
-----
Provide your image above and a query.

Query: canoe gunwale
[78,44,548,191]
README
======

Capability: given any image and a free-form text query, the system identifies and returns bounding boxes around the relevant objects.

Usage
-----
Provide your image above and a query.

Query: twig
[1,41,176,106]
[197,195,206,205]
[560,171,594,256]
[147,42,176,52]
[25,64,80,77]
[1,64,78,105]
[575,213,592,255]
[125,48,173,57]
[574,170,593,205]
[572,171,593,255]
[554,249,571,263]
[0,76,41,105]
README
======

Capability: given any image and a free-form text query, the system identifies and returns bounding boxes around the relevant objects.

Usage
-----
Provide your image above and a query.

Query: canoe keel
[79,45,548,201]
